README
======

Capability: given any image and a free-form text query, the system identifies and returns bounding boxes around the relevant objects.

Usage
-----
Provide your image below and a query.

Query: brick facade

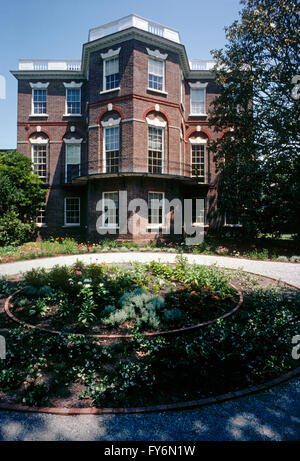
[12,16,225,242]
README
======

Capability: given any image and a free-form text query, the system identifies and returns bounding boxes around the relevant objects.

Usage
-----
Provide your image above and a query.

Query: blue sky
[0,0,241,149]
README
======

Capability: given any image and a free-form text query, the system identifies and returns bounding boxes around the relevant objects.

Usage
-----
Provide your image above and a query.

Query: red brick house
[11,14,230,243]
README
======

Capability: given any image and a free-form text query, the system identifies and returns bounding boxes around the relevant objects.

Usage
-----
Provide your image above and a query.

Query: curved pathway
[0,252,299,441]
[0,252,300,288]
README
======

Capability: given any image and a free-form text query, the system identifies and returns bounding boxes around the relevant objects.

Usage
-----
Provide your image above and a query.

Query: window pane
[105,57,119,90]
[103,192,119,226]
[105,127,119,173]
[191,144,205,180]
[32,144,47,182]
[65,198,80,224]
[66,144,81,182]
[66,89,81,114]
[148,58,164,90]
[148,192,163,225]
[148,127,163,174]
[191,89,205,114]
[33,89,47,114]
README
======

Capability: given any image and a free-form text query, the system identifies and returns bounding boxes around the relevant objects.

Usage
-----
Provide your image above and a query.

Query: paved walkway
[1,252,300,287]
[0,252,299,441]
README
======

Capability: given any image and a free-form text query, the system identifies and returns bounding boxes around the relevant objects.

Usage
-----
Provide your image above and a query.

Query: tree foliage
[0,150,45,245]
[209,0,300,236]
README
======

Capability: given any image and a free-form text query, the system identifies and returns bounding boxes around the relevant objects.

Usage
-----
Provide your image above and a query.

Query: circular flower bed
[6,258,241,337]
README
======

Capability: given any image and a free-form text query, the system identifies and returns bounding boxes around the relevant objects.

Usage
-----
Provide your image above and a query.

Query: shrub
[277,256,289,262]
[24,268,49,288]
[163,308,183,323]
[290,255,300,262]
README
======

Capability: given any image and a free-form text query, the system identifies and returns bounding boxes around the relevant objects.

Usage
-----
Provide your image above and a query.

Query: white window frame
[36,206,47,228]
[101,117,121,173]
[224,212,242,227]
[64,197,80,227]
[100,48,121,94]
[30,137,49,182]
[147,118,166,175]
[63,82,83,116]
[189,82,208,116]
[190,138,207,181]
[191,198,207,226]
[102,191,119,228]
[30,82,49,116]
[63,138,82,183]
[147,191,165,229]
[148,57,166,93]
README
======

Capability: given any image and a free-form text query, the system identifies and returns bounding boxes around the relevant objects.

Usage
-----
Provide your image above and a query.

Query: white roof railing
[88,14,181,43]
[18,59,81,71]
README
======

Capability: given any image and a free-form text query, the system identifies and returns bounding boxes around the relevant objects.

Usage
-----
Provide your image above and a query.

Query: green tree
[0,150,45,245]
[209,0,300,236]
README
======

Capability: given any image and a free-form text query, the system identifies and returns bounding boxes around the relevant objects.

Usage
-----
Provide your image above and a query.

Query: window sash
[32,144,47,181]
[148,58,164,91]
[33,89,47,114]
[103,192,119,227]
[191,144,205,180]
[192,198,206,224]
[104,127,119,173]
[36,206,46,224]
[66,144,81,182]
[65,198,80,225]
[190,89,205,114]
[66,88,81,114]
[104,57,119,90]
[148,127,163,174]
[148,192,164,225]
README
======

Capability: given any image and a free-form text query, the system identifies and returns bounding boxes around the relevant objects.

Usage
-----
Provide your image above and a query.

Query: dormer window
[63,82,82,116]
[189,82,208,116]
[30,82,49,116]
[100,48,121,93]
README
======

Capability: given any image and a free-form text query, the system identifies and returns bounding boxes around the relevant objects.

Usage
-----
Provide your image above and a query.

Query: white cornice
[29,137,49,144]
[146,117,167,128]
[189,137,207,144]
[63,137,83,144]
[188,81,208,89]
[29,82,49,89]
[146,48,168,60]
[63,81,83,88]
[100,47,121,59]
[101,117,121,127]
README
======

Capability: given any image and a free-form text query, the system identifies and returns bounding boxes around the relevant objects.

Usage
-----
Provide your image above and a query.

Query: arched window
[29,132,49,183]
[146,113,167,174]
[189,132,208,182]
[101,113,121,173]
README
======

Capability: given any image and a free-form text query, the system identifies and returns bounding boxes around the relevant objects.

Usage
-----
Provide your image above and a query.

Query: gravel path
[0,252,300,287]
[0,379,299,441]
[0,252,299,441]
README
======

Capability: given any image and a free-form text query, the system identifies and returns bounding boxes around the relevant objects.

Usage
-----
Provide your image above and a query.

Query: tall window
[192,198,206,225]
[191,144,205,181]
[104,126,119,173]
[148,192,164,227]
[148,58,164,91]
[148,126,163,174]
[36,206,46,226]
[65,142,81,182]
[190,88,205,115]
[32,89,47,115]
[103,192,119,227]
[66,88,81,115]
[64,197,80,226]
[104,57,119,91]
[32,144,47,182]
[224,212,241,226]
